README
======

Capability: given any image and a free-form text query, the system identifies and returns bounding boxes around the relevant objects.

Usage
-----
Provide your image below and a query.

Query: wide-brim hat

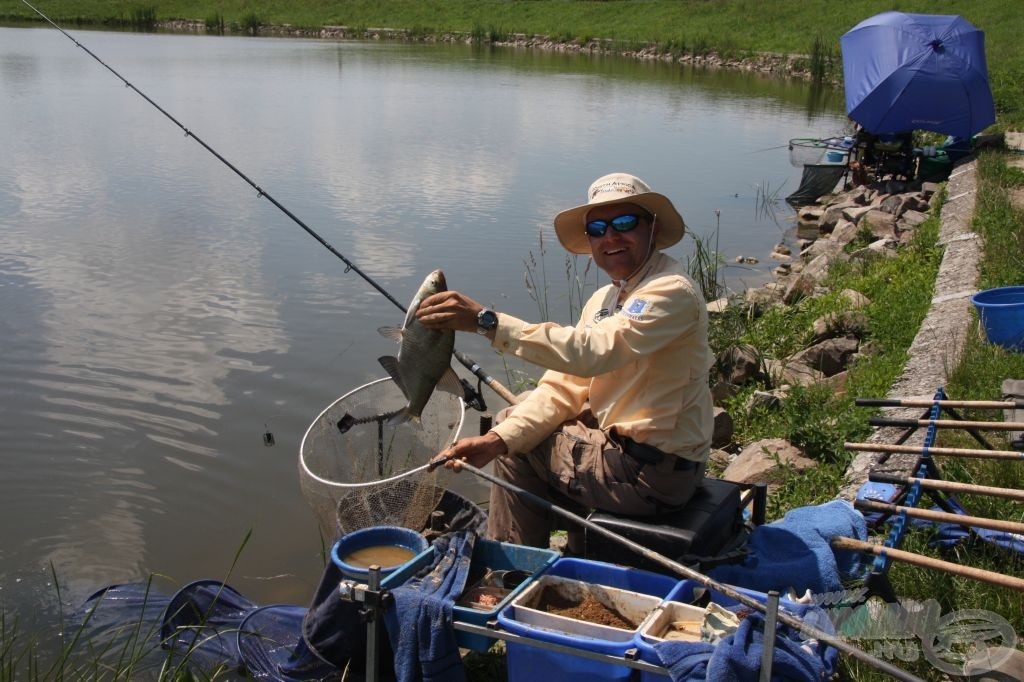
[553,173,686,255]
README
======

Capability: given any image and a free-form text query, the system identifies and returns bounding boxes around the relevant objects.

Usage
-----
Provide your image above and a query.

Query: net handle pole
[459,462,924,682]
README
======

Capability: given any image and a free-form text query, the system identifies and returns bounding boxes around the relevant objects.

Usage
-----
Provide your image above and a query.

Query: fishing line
[21,0,517,407]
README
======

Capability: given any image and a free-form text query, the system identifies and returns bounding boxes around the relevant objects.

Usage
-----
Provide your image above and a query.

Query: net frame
[299,377,465,542]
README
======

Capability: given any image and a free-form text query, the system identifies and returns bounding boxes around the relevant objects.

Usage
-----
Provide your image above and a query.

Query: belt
[620,436,698,472]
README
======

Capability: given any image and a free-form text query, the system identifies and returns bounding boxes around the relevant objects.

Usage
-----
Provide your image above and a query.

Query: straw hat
[553,173,686,255]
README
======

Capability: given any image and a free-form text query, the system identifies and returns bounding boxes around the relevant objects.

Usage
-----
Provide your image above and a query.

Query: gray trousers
[487,409,706,548]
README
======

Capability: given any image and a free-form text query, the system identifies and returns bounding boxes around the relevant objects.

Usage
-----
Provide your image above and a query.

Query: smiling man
[416,173,714,549]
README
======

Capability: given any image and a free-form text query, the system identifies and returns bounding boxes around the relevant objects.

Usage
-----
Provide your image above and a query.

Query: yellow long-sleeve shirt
[490,252,714,460]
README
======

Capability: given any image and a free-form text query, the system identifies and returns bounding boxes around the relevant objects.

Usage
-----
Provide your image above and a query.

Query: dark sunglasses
[584,213,647,238]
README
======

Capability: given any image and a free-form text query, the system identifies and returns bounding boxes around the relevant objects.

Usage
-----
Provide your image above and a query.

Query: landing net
[788,136,853,167]
[299,377,465,541]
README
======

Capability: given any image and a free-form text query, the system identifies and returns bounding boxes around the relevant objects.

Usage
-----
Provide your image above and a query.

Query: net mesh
[788,137,851,167]
[299,377,465,542]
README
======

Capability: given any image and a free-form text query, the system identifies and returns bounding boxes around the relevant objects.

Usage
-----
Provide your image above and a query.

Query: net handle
[298,377,462,489]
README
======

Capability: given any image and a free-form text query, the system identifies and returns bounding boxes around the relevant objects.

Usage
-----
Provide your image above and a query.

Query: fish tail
[385,408,422,427]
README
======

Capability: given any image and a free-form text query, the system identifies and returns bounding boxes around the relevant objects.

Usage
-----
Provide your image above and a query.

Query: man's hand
[415,290,484,333]
[431,431,508,473]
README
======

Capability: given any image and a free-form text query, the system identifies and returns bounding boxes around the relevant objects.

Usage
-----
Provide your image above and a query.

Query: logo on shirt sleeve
[622,298,649,320]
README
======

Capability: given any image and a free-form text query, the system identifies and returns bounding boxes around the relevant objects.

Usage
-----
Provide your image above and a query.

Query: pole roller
[868,472,1024,502]
[868,417,1024,431]
[855,499,1024,535]
[856,398,1024,409]
[845,442,1024,461]
[831,537,1024,592]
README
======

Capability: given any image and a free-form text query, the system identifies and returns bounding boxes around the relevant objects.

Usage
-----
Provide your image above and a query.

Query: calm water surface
[0,26,847,628]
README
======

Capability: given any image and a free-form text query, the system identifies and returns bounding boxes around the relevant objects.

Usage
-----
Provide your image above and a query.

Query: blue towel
[655,641,716,680]
[710,500,867,595]
[383,530,477,682]
[655,610,837,682]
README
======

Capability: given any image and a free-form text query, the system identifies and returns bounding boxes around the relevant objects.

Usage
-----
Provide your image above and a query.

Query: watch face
[479,310,498,329]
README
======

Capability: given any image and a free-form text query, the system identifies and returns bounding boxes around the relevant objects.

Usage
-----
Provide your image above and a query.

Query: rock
[773,243,792,256]
[821,370,849,396]
[797,206,824,223]
[790,337,860,377]
[764,358,825,387]
[745,388,789,410]
[707,296,730,315]
[722,438,816,485]
[801,236,846,262]
[861,209,898,238]
[783,272,817,304]
[715,344,763,386]
[803,251,837,283]
[838,289,871,309]
[820,202,858,231]
[711,379,738,404]
[810,311,869,343]
[841,205,874,224]
[898,209,928,227]
[706,448,733,472]
[735,255,759,265]
[831,219,860,246]
[795,223,820,240]
[745,285,784,314]
[712,407,734,448]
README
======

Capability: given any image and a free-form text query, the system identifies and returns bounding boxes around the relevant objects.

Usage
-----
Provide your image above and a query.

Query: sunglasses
[584,213,648,239]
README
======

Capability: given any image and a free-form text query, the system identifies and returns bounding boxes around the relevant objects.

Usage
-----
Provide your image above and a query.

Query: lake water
[0,25,846,631]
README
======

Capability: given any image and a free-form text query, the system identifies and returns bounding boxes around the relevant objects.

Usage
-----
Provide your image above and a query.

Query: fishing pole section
[20,0,515,415]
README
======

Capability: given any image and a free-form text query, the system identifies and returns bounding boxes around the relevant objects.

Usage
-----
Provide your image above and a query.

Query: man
[416,173,713,549]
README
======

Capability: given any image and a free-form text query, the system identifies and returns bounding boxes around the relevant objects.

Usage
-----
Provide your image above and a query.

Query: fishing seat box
[584,477,746,570]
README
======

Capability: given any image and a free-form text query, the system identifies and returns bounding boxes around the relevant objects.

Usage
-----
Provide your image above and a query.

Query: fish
[377,269,462,425]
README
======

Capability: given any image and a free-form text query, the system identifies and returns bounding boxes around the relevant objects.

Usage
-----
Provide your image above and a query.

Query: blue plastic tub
[380,538,558,652]
[631,579,813,676]
[825,150,845,163]
[330,525,428,581]
[497,558,679,682]
[972,286,1024,351]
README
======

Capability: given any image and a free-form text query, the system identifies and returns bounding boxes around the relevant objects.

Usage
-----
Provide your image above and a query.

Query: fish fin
[377,356,410,399]
[435,366,464,397]
[386,408,421,428]
[378,326,403,342]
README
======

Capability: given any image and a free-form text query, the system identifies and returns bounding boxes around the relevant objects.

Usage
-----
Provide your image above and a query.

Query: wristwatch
[476,308,499,335]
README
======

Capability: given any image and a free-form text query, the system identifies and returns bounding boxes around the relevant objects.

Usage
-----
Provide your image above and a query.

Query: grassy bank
[1,1,1022,128]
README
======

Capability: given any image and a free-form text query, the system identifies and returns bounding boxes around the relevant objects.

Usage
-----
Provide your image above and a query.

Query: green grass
[2,1,1022,128]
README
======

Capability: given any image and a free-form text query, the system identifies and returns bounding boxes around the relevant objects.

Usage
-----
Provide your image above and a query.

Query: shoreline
[153,19,829,83]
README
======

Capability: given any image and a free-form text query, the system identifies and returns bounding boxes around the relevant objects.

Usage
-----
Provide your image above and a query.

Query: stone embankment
[157,21,822,81]
[704,163,982,497]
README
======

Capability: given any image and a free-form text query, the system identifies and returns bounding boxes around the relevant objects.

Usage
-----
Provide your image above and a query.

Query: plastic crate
[496,558,679,681]
[380,538,557,652]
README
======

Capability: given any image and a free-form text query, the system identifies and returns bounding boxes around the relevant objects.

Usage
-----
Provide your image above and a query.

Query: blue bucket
[825,150,845,163]
[971,286,1024,351]
[330,525,428,580]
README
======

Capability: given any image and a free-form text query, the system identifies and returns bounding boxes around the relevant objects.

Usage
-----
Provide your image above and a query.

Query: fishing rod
[21,0,517,408]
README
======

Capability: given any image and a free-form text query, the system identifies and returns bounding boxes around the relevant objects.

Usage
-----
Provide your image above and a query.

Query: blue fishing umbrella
[841,12,995,139]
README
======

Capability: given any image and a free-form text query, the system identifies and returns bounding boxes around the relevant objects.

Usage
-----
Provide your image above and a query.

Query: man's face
[585,202,658,282]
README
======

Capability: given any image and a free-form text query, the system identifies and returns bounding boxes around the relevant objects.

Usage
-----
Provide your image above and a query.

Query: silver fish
[377,270,462,425]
